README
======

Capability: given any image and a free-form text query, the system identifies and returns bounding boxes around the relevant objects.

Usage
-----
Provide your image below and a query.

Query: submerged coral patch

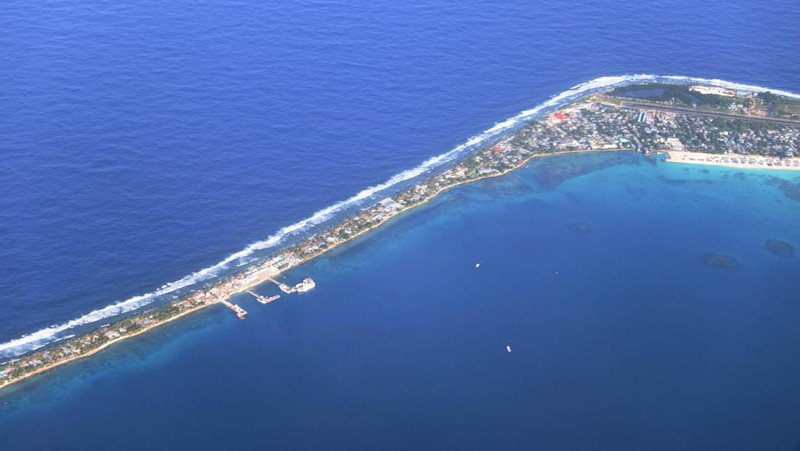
[765,239,795,258]
[702,253,739,269]
[568,223,592,233]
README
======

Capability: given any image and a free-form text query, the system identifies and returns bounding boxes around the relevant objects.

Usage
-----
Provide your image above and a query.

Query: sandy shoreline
[665,150,800,171]
[0,301,213,392]
[1,147,619,392]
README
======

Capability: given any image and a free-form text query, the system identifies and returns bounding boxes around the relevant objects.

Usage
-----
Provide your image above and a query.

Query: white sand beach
[665,150,800,171]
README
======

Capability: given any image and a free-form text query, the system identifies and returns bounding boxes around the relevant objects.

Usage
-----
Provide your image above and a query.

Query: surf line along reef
[2,82,799,391]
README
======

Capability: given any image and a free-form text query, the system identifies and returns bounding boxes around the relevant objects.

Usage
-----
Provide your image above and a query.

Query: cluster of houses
[644,113,798,157]
[513,100,798,158]
[5,94,798,388]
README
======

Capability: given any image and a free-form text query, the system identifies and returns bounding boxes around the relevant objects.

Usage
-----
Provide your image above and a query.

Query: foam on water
[1,74,796,358]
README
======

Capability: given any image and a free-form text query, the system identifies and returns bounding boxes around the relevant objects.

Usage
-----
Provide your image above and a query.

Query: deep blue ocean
[1,0,799,449]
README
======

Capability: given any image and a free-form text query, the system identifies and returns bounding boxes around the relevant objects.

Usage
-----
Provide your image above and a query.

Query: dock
[268,278,295,294]
[220,299,248,320]
[246,290,281,304]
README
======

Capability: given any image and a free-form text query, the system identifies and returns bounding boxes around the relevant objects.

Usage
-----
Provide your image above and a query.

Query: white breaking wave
[1,74,797,358]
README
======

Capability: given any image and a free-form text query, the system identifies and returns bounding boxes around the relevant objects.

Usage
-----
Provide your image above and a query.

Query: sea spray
[1,74,797,358]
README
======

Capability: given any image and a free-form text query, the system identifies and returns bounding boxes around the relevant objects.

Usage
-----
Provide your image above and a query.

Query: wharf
[269,278,294,294]
[220,299,248,320]
[246,290,281,304]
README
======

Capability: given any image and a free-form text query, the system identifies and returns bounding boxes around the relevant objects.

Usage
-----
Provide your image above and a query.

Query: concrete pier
[246,290,281,304]
[220,299,248,320]
[268,278,294,294]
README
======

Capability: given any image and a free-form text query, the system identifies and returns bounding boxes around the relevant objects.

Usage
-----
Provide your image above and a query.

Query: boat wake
[1,74,797,358]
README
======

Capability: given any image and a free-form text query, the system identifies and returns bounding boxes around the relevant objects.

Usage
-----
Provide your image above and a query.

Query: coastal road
[620,101,800,126]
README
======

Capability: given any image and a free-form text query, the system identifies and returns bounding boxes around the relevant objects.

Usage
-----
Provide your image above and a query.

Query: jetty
[7,82,800,393]
[220,299,248,320]
[269,278,293,294]
[246,290,281,304]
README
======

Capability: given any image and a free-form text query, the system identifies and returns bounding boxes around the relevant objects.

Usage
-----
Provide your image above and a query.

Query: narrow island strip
[2,82,798,391]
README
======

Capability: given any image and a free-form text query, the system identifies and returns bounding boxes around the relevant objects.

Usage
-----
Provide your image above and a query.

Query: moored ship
[293,278,316,293]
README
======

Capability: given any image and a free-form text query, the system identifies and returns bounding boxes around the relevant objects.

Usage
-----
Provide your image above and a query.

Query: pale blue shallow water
[3,152,800,449]
[1,0,799,449]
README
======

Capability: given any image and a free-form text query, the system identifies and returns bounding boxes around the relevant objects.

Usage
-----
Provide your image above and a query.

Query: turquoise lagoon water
[2,152,799,449]
[2,0,800,448]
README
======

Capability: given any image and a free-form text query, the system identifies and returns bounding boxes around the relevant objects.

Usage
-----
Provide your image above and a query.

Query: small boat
[506,345,512,353]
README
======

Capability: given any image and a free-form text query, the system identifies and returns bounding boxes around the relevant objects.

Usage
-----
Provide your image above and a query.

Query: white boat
[293,278,316,293]
[506,345,512,353]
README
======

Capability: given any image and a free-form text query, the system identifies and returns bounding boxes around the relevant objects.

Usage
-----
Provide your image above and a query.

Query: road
[620,101,800,126]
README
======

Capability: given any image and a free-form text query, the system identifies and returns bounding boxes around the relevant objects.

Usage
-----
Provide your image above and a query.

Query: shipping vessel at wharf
[293,278,316,293]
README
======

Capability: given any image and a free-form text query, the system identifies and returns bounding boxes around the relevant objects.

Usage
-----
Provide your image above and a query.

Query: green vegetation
[611,83,734,108]
[611,84,800,121]
[3,90,799,391]
[759,92,800,118]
